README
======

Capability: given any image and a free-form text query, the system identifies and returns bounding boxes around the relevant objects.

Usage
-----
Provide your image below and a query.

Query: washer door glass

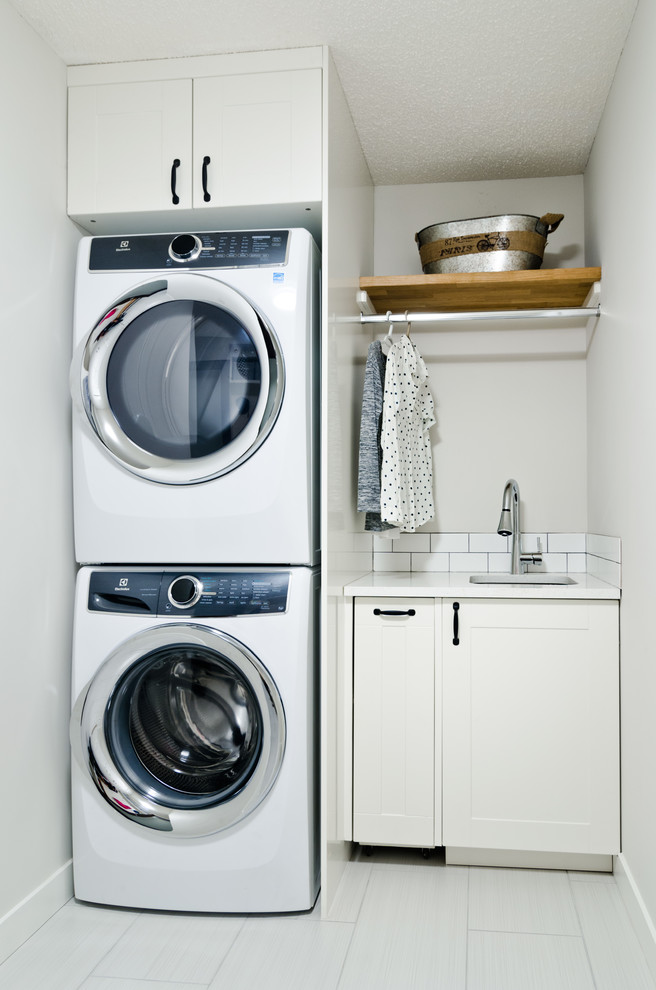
[72,625,286,836]
[74,274,284,485]
[108,644,263,806]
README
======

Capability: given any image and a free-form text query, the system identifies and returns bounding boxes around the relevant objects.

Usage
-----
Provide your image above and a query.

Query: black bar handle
[202,155,211,202]
[452,602,460,645]
[170,158,180,205]
[373,608,416,617]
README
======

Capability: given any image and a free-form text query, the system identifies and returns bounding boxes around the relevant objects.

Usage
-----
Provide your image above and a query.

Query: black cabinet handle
[170,158,181,205]
[202,155,211,202]
[373,608,416,617]
[452,602,460,645]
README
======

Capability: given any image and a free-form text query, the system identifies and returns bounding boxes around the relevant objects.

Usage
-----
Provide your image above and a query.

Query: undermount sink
[469,573,575,585]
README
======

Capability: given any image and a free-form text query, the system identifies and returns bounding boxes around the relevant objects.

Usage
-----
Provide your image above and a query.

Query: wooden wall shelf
[358,267,602,315]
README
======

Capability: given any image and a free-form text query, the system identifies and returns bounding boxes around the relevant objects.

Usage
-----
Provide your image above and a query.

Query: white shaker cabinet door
[353,598,439,848]
[442,598,620,855]
[193,69,322,208]
[68,80,192,215]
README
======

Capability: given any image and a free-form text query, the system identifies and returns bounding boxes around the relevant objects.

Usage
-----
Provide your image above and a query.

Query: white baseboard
[446,847,612,872]
[614,853,656,984]
[0,860,73,964]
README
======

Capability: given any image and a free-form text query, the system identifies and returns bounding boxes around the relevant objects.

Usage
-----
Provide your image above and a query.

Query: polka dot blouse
[380,335,436,532]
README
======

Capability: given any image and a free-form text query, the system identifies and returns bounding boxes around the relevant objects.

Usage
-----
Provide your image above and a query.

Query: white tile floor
[1,848,655,990]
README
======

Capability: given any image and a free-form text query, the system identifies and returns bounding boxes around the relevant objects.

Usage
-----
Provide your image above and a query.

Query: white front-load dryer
[71,228,319,565]
[70,564,319,913]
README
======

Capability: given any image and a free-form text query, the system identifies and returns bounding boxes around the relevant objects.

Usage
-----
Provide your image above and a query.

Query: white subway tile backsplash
[470,533,509,553]
[489,553,512,572]
[548,533,586,553]
[367,531,620,584]
[450,552,488,572]
[527,553,567,573]
[521,533,547,554]
[587,554,621,587]
[430,533,469,553]
[373,552,411,572]
[372,534,397,551]
[567,553,587,573]
[411,552,449,572]
[391,533,432,553]
[587,534,621,563]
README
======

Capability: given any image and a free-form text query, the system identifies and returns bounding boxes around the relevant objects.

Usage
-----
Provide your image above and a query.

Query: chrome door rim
[71,624,286,836]
[72,274,284,485]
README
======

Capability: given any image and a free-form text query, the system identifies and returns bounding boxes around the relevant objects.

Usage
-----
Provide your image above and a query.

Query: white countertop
[342,571,620,600]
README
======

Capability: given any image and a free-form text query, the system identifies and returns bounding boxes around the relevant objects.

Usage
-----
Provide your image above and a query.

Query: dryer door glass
[106,300,262,460]
[76,274,284,485]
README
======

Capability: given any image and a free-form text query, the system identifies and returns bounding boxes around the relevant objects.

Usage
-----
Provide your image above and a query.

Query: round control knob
[168,233,202,262]
[168,575,202,609]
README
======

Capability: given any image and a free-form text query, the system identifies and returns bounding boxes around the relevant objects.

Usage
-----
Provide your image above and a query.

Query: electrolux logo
[117,239,131,252]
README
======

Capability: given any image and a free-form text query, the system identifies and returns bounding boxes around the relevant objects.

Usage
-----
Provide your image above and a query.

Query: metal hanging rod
[360,306,600,325]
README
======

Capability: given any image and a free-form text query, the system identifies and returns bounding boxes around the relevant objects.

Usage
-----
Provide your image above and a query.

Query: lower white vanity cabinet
[351,590,620,862]
[353,598,440,848]
[442,598,620,856]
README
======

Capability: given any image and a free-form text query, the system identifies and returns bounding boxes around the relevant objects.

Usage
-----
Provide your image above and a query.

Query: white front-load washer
[71,228,320,565]
[70,564,319,913]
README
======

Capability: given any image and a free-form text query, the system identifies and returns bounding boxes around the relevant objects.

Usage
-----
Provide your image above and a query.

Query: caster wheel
[364,846,373,857]
[421,848,430,860]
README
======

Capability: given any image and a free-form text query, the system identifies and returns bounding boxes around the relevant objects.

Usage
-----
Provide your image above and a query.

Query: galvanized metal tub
[415,213,564,274]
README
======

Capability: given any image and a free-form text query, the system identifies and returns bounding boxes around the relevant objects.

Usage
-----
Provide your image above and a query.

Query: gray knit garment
[357,340,395,532]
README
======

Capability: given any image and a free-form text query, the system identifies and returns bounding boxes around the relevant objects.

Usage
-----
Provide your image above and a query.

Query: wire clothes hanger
[381,310,394,354]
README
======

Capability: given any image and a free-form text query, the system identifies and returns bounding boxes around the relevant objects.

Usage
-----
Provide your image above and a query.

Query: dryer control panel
[88,570,290,616]
[88,230,290,271]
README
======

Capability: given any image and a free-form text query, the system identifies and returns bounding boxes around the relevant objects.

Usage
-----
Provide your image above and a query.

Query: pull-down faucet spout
[497,479,521,574]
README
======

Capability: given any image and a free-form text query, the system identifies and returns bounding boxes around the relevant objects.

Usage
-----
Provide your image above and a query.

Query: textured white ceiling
[9,0,638,185]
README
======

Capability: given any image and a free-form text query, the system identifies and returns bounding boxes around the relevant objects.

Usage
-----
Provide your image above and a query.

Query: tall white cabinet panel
[442,598,619,855]
[193,70,322,208]
[67,80,192,214]
[353,598,439,847]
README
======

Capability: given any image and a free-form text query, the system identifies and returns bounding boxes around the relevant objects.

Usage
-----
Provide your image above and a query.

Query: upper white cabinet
[68,80,193,215]
[442,598,620,856]
[193,71,321,209]
[67,53,322,226]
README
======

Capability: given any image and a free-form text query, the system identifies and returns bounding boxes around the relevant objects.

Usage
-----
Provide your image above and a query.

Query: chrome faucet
[497,478,522,573]
[497,479,542,574]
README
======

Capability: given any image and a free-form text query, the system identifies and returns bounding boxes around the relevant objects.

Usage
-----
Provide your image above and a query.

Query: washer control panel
[89,230,290,271]
[168,233,203,263]
[167,574,203,609]
[88,570,290,616]
[159,571,290,616]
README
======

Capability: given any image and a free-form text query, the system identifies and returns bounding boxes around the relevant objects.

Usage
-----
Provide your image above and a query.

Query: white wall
[374,176,585,276]
[0,0,79,960]
[372,177,588,532]
[584,0,656,953]
[321,51,373,914]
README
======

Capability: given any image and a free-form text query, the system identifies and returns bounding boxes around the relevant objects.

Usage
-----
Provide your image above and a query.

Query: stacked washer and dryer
[69,229,321,912]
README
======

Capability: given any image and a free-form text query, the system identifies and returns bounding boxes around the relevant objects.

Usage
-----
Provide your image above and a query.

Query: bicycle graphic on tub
[476,232,511,252]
